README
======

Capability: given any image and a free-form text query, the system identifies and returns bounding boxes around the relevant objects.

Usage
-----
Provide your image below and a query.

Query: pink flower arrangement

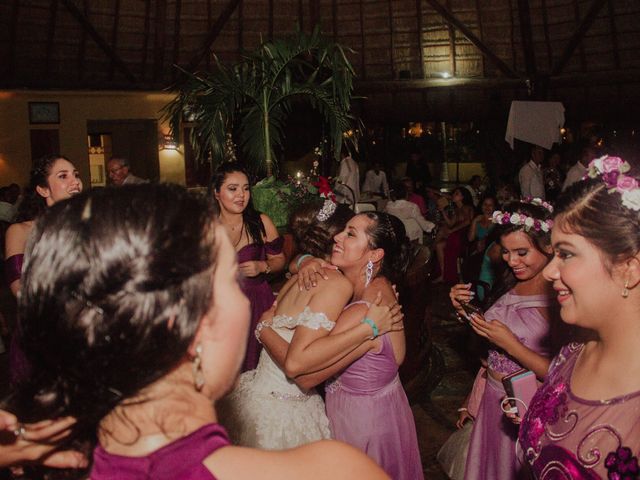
[585,155,640,212]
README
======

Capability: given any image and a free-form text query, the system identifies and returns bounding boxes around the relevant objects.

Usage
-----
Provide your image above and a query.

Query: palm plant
[164,26,359,177]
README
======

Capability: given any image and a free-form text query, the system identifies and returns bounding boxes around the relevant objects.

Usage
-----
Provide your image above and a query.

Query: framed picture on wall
[28,102,60,124]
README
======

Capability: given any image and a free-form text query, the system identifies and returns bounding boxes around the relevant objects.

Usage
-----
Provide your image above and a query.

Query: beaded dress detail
[519,343,640,479]
[218,307,333,449]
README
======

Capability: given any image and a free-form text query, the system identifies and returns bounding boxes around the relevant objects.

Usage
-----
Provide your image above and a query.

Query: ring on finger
[13,424,26,440]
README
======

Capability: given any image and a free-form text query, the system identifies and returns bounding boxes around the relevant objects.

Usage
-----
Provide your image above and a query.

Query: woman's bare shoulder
[5,221,33,256]
[205,441,389,480]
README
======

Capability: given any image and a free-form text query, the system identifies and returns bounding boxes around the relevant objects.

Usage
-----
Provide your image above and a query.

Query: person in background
[4,154,83,385]
[0,186,18,222]
[335,149,360,205]
[518,156,640,479]
[5,184,388,480]
[518,145,546,200]
[468,195,497,254]
[543,150,563,201]
[463,175,483,207]
[362,162,390,199]
[211,161,285,371]
[449,200,558,480]
[402,177,428,217]
[561,142,597,191]
[385,181,435,243]
[107,156,147,185]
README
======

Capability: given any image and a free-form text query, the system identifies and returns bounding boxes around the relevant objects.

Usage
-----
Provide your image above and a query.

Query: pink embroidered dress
[464,291,554,480]
[519,342,640,479]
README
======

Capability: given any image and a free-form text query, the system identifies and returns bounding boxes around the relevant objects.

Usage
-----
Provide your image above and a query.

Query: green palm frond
[163,26,361,177]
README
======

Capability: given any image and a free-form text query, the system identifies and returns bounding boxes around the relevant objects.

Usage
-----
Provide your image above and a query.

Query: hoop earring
[192,344,205,391]
[622,280,630,298]
[365,260,374,287]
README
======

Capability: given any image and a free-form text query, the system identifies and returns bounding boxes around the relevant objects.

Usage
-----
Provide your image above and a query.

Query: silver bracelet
[254,321,270,344]
[457,407,468,412]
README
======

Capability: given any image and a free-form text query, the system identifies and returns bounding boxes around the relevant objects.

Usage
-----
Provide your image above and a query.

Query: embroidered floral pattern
[605,446,640,480]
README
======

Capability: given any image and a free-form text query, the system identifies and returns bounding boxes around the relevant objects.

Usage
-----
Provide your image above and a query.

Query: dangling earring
[622,280,630,298]
[365,260,374,287]
[192,344,205,391]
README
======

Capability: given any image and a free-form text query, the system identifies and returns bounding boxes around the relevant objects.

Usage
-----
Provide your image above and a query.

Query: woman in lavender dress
[211,162,285,371]
[5,184,388,480]
[518,157,640,479]
[449,200,559,480]
[4,154,83,384]
[261,212,423,480]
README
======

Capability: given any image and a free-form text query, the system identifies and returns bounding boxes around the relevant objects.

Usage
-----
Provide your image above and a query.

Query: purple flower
[605,446,640,480]
[602,156,626,173]
[617,175,639,192]
[602,171,620,189]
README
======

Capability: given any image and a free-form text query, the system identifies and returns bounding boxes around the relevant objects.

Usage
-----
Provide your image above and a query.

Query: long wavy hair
[210,161,265,245]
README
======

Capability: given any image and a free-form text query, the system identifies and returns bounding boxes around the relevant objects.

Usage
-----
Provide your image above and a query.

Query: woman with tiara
[219,199,403,450]
[517,156,640,479]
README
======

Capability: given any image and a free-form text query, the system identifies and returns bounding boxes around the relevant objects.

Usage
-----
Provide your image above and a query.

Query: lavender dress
[519,343,640,479]
[464,291,553,480]
[325,302,423,480]
[91,423,230,479]
[237,237,283,372]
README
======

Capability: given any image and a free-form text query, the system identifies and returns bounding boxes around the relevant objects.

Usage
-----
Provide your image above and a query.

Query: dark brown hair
[554,177,640,271]
[290,202,354,259]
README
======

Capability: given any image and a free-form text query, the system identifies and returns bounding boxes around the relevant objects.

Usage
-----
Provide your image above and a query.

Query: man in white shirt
[362,162,390,198]
[562,144,597,191]
[385,182,435,244]
[518,146,545,199]
[335,151,360,204]
[107,157,147,186]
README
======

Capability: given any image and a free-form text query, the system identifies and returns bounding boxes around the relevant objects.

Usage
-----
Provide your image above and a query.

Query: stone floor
[0,283,477,479]
[411,283,479,479]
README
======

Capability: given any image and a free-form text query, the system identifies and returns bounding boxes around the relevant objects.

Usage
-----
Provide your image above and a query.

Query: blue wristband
[361,317,379,338]
[296,254,313,270]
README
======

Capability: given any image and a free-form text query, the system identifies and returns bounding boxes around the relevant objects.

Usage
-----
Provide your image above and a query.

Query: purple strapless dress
[519,343,640,479]
[237,237,283,372]
[464,291,553,480]
[4,254,30,385]
[91,423,231,479]
[325,302,424,480]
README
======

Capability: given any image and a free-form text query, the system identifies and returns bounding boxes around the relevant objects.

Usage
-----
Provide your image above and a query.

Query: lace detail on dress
[271,307,335,331]
[488,348,524,375]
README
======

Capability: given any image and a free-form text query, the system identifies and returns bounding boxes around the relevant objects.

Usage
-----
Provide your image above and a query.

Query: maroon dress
[91,423,231,479]
[237,237,283,372]
[4,253,30,385]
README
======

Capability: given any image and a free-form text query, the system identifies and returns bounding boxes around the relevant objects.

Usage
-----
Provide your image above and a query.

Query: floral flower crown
[522,197,554,213]
[583,155,640,211]
[491,210,553,233]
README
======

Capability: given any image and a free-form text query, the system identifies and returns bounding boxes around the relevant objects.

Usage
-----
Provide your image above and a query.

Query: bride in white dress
[218,201,400,450]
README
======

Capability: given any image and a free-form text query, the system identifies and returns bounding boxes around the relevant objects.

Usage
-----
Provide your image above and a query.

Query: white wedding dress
[218,307,334,449]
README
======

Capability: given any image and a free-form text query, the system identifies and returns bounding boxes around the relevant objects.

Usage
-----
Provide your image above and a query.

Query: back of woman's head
[290,201,354,259]
[361,211,411,282]
[16,154,68,222]
[10,184,217,442]
[555,177,640,269]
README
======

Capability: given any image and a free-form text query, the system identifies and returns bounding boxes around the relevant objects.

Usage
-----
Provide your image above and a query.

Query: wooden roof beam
[422,0,520,79]
[551,0,606,76]
[60,0,137,83]
[185,0,242,72]
[517,0,537,79]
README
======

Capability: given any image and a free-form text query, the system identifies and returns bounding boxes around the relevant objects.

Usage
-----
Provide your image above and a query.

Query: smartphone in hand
[460,301,483,319]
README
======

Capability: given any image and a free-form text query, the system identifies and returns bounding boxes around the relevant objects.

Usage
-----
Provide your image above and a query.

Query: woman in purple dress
[261,212,423,480]
[211,162,285,371]
[449,200,558,480]
[5,184,388,480]
[518,156,640,479]
[4,154,83,384]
